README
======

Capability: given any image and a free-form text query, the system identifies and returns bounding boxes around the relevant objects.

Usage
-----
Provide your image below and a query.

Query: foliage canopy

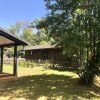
[36,0,100,85]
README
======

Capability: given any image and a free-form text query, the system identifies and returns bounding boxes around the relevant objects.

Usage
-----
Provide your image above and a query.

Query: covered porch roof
[0,28,27,47]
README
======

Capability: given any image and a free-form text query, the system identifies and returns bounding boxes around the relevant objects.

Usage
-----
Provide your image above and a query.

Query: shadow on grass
[0,74,100,100]
[48,65,75,71]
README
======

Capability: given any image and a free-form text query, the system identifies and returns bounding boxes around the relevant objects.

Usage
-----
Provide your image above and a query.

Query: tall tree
[36,0,100,85]
[9,21,30,37]
[21,28,35,45]
[34,28,52,45]
[6,21,31,57]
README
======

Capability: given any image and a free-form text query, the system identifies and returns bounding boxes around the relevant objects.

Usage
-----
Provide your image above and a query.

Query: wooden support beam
[13,45,18,76]
[0,47,4,73]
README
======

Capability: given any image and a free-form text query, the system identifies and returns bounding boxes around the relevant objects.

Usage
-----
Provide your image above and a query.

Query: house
[24,44,79,68]
[24,44,66,62]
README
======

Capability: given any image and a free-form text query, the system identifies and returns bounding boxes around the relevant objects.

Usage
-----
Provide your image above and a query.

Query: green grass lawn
[0,64,100,100]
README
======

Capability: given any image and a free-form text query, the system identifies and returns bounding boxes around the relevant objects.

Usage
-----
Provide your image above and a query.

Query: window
[42,50,48,60]
[30,51,32,55]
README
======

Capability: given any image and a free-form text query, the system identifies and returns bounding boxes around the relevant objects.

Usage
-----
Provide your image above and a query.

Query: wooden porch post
[0,47,4,73]
[13,45,18,76]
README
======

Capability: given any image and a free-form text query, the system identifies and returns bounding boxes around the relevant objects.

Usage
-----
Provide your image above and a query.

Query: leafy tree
[31,19,55,45]
[9,25,16,35]
[34,28,51,45]
[5,48,14,58]
[9,21,30,36]
[36,0,100,85]
[6,21,30,57]
[21,28,35,45]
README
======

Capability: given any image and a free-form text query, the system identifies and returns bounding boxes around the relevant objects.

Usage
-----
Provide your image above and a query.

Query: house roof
[24,44,60,51]
[0,28,28,47]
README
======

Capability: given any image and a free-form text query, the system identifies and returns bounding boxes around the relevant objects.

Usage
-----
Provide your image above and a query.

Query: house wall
[25,48,65,62]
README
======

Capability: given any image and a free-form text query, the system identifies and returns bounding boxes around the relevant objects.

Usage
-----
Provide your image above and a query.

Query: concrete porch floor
[0,72,16,80]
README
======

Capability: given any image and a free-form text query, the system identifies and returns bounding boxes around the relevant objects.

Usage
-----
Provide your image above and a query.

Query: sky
[0,0,46,28]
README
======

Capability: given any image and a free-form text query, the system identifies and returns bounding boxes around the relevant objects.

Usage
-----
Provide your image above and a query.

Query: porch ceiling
[0,36,14,45]
[0,28,28,47]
